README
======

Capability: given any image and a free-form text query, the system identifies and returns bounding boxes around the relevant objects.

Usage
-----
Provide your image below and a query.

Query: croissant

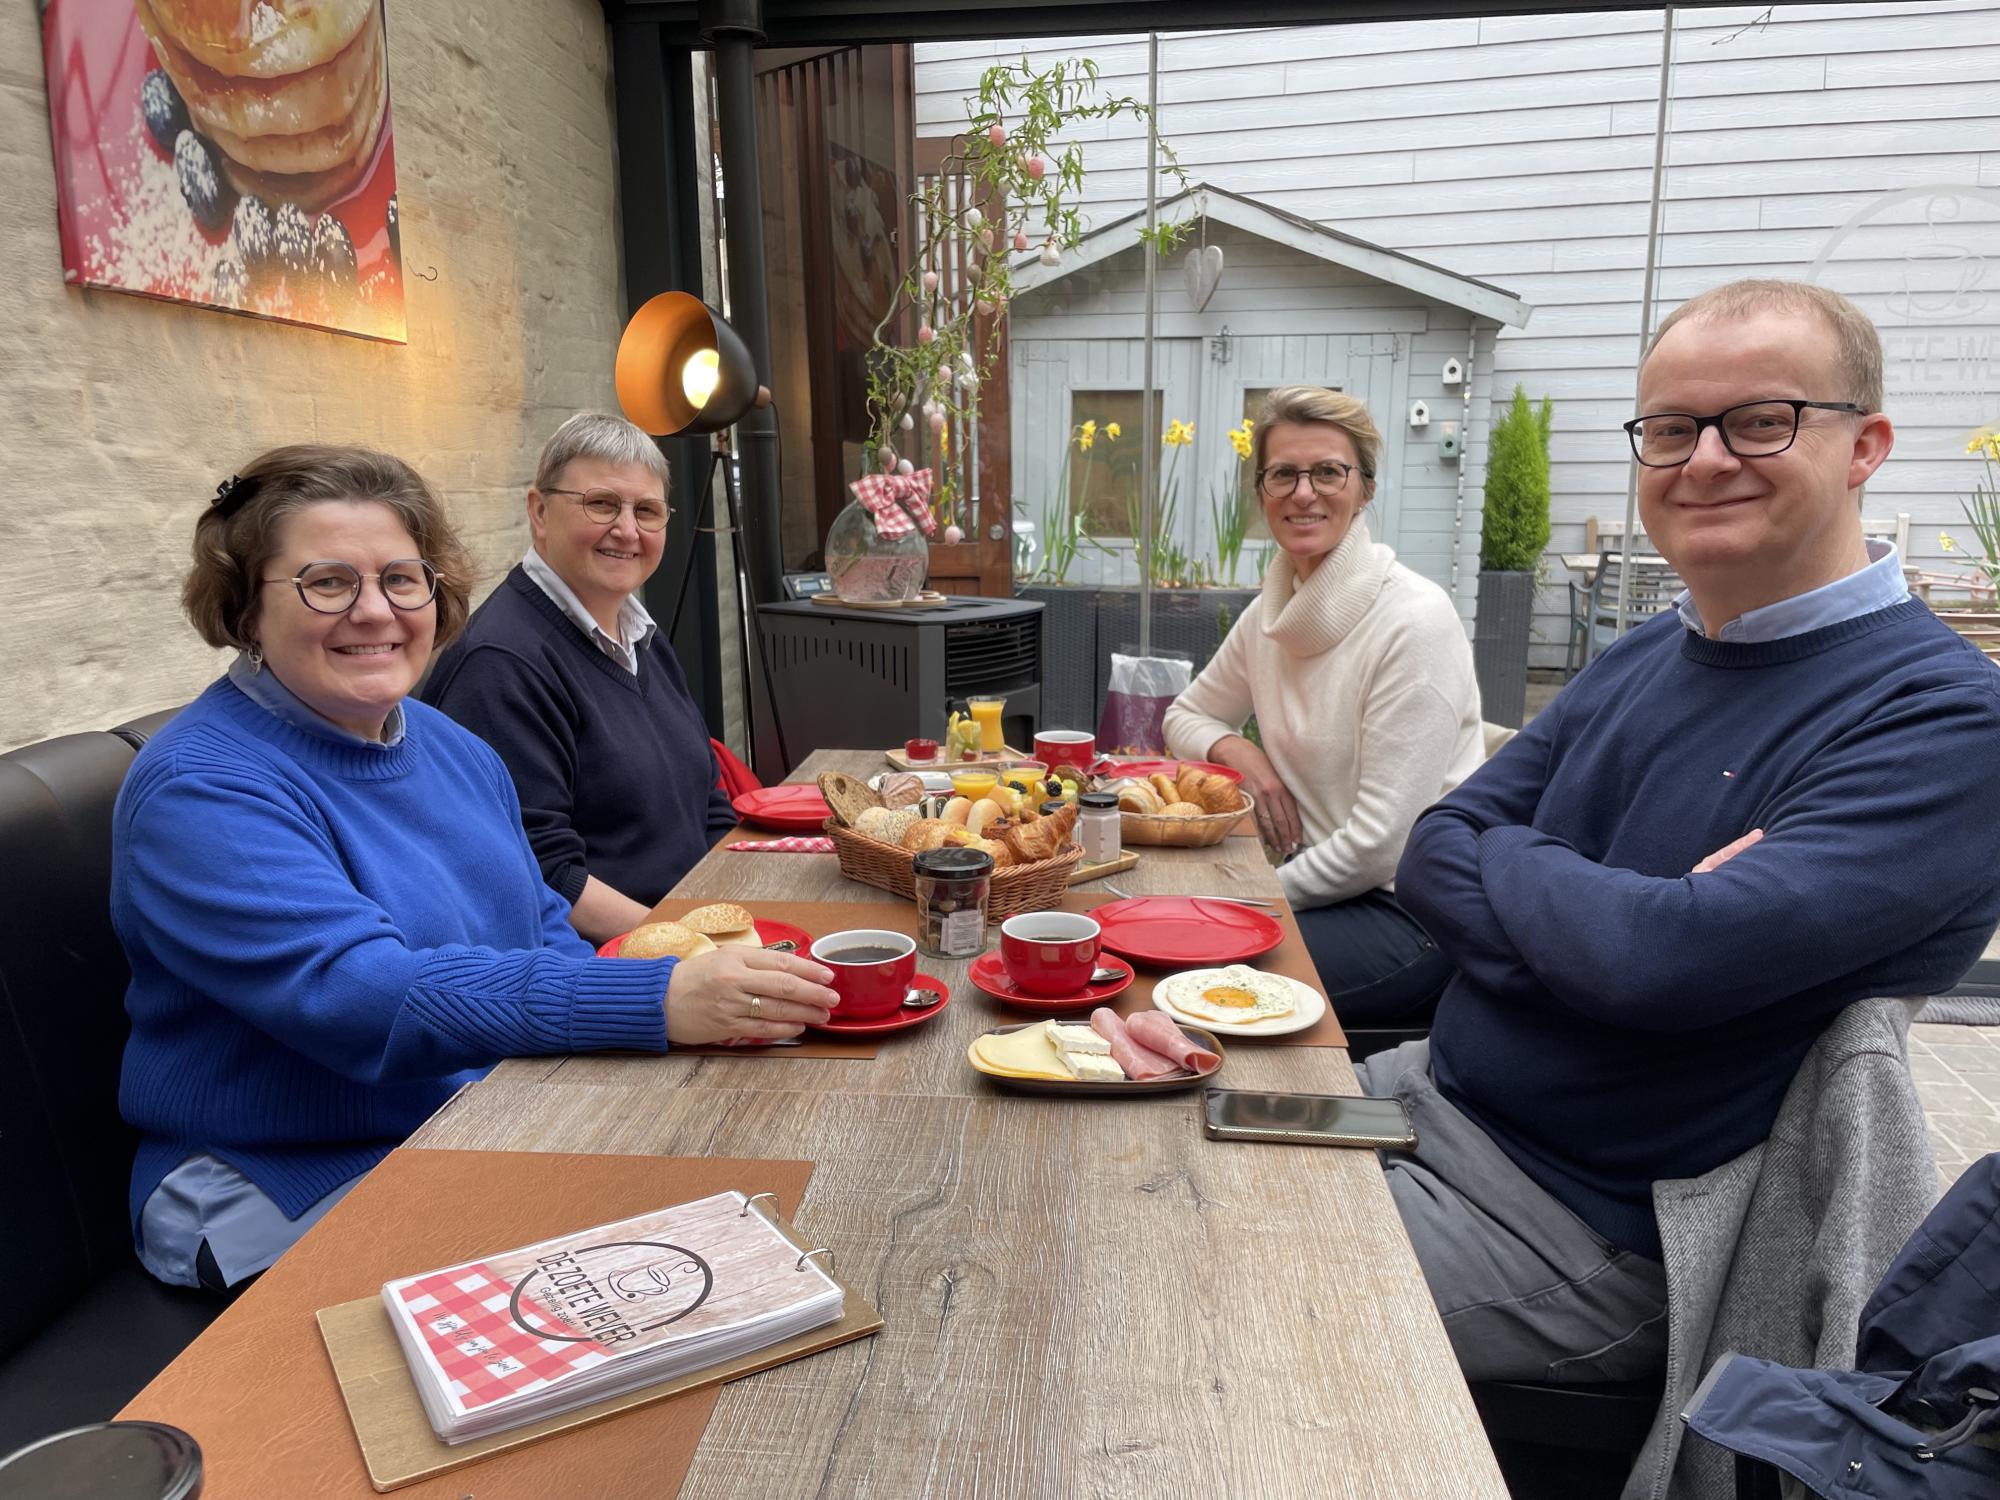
[1000,803,1078,863]
[1176,767,1209,805]
[1116,785,1161,814]
[1197,777,1244,814]
[1148,773,1180,805]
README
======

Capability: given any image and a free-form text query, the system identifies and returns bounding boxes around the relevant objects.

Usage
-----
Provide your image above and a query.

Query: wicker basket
[1120,791,1256,848]
[824,818,1085,920]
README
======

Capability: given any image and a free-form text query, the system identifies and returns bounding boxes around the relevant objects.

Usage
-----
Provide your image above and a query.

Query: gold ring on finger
[750,995,762,1018]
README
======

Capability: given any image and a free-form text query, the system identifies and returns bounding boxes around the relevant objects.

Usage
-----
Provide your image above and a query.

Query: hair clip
[212,474,259,517]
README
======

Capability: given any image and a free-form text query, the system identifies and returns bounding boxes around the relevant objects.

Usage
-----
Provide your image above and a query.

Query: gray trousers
[1357,1039,1669,1384]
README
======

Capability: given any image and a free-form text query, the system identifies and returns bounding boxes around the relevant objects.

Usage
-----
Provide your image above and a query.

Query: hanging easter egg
[987,123,1006,148]
[975,298,994,316]
[899,412,915,431]
[917,324,935,344]
[929,409,946,432]
[879,444,897,470]
[897,459,914,476]
[1040,241,1061,267]
[1024,156,1046,181]
[1013,230,1029,252]
[922,269,939,293]
[960,350,975,371]
[964,207,983,231]
[943,524,964,545]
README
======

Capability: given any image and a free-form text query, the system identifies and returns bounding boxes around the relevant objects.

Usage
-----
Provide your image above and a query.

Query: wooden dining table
[391,749,1506,1498]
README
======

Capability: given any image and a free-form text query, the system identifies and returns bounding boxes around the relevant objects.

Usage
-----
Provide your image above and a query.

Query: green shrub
[1480,385,1553,573]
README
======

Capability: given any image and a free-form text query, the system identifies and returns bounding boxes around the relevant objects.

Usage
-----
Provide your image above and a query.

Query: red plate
[732,785,833,832]
[967,952,1134,1012]
[1091,758,1244,784]
[806,974,950,1035]
[596,917,814,958]
[1088,897,1283,967]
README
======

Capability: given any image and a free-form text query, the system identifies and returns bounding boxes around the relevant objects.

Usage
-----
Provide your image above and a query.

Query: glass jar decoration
[828,466,935,603]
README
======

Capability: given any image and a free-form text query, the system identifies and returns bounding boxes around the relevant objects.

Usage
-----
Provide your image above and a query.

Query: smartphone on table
[1202,1088,1417,1150]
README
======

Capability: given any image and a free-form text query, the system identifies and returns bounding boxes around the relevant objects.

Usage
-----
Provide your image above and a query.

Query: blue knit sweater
[113,677,675,1229]
[418,567,737,907]
[1398,600,2000,1258]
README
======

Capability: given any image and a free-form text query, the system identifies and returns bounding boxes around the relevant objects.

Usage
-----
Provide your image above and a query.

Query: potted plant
[1933,424,2000,661]
[1473,385,1554,726]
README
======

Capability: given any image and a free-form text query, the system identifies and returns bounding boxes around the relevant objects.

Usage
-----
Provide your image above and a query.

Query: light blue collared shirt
[227,651,405,747]
[520,547,658,675]
[1674,539,1909,643]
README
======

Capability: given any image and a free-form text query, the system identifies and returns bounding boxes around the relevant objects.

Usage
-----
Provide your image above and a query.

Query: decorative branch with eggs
[862,57,1194,538]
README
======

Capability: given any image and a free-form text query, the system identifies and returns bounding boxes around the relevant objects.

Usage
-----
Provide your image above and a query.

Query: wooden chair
[1862,511,1911,556]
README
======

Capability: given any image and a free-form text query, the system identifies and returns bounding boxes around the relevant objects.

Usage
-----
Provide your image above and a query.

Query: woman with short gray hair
[421,413,738,942]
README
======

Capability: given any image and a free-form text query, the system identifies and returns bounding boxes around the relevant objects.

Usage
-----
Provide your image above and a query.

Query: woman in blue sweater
[114,446,835,1292]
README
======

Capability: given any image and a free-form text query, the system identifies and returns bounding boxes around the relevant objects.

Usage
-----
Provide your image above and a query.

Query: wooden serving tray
[1069,850,1139,884]
[884,744,1036,772]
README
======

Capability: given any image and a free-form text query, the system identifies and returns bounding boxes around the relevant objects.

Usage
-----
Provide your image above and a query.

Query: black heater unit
[757,596,1044,760]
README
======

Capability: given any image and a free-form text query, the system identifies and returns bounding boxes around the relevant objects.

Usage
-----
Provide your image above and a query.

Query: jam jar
[911,846,995,959]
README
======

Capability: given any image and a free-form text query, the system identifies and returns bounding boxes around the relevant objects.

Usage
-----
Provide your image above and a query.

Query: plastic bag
[1096,652,1192,755]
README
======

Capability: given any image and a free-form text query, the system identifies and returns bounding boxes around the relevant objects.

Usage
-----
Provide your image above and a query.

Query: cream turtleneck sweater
[1163,516,1485,908]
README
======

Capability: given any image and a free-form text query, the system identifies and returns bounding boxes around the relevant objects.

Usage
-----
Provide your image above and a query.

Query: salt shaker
[1078,791,1121,865]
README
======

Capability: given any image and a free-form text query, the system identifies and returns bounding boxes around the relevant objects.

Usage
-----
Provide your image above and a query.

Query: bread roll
[1148,773,1180,805]
[1197,778,1244,814]
[855,806,919,845]
[680,902,758,946]
[1117,784,1162,814]
[942,796,973,827]
[967,836,1014,868]
[966,798,1006,838]
[621,922,716,960]
[1176,767,1209,804]
[902,818,956,852]
[878,772,926,808]
[1160,800,1205,818]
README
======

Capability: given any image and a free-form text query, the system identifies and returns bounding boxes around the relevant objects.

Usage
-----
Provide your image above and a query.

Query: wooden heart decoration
[1182,244,1224,311]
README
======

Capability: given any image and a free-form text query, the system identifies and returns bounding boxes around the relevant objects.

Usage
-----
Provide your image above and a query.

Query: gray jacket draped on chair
[1621,996,1937,1500]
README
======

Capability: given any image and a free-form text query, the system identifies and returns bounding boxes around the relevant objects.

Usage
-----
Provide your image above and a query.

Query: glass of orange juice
[950,770,999,801]
[967,695,1006,752]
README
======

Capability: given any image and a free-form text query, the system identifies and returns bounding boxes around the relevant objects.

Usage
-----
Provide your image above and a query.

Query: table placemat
[1060,890,1347,1048]
[120,1151,828,1500]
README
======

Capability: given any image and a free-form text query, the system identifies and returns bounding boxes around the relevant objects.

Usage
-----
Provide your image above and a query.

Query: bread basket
[824,818,1084,919]
[1120,790,1256,848]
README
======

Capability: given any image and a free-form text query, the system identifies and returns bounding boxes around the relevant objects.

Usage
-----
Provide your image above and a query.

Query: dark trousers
[1292,887,1453,1026]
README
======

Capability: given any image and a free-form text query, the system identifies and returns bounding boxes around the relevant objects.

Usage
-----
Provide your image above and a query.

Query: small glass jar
[911,846,995,959]
[1078,791,1121,865]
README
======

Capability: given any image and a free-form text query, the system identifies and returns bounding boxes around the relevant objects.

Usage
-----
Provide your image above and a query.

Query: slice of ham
[1090,1008,1179,1081]
[1125,1011,1220,1073]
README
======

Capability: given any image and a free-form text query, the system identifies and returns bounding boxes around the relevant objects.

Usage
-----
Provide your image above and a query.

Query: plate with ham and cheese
[967,1010,1223,1095]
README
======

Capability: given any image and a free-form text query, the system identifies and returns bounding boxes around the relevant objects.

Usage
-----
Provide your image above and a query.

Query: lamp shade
[615,291,766,435]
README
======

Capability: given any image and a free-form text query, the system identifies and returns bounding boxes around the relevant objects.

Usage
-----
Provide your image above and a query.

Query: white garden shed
[1008,184,1533,630]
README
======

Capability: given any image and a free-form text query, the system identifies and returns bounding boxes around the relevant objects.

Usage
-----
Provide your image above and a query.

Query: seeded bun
[681,903,759,946]
[621,922,716,960]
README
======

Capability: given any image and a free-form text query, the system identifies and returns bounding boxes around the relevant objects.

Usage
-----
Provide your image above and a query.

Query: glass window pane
[1068,390,1159,539]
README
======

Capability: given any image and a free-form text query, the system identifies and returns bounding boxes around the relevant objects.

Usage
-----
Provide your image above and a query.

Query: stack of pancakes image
[134,0,388,210]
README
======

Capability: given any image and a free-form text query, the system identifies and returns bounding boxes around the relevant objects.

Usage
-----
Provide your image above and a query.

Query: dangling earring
[246,643,264,674]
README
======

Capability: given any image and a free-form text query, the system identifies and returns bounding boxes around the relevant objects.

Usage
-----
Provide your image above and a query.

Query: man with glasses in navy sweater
[1365,280,2000,1384]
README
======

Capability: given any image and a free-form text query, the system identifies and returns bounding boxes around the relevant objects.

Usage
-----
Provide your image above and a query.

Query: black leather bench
[0,714,218,1453]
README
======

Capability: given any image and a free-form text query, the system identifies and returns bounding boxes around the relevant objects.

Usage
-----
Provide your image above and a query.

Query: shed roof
[1009,183,1533,329]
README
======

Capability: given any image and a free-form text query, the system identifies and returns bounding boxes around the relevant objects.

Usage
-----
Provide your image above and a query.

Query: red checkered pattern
[848,470,937,539]
[726,836,834,853]
[395,1262,614,1413]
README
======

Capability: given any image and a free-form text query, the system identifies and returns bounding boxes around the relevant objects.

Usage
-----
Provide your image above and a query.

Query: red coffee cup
[808,929,918,1019]
[999,911,1101,997]
[1033,729,1097,773]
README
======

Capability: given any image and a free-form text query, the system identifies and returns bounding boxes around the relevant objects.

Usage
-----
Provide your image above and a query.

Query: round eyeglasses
[543,487,672,532]
[1623,399,1866,468]
[1257,461,1360,501]
[260,559,439,615]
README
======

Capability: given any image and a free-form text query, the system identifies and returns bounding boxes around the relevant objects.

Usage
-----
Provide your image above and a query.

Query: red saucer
[967,952,1135,1012]
[732,784,834,832]
[596,917,814,959]
[807,974,950,1035]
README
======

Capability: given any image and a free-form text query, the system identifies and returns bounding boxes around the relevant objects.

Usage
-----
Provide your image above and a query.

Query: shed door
[1201,334,1406,555]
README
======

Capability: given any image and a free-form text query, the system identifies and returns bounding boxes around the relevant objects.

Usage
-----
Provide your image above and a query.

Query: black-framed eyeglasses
[1623,399,1867,468]
[1257,460,1361,501]
[260,559,439,615]
[543,486,672,532]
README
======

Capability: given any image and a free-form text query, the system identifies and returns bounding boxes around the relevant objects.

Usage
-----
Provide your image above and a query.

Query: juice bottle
[967,696,1005,751]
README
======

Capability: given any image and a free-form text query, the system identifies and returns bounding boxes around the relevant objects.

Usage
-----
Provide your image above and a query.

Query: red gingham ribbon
[848,470,937,539]
[393,1262,613,1413]
[726,836,834,853]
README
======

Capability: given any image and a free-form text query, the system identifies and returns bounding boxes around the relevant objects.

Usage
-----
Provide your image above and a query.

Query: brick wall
[0,0,628,750]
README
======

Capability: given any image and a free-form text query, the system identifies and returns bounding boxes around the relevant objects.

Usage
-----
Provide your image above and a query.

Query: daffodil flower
[1228,427,1253,460]
[1105,422,1121,440]
[1078,419,1097,452]
[1940,532,1959,553]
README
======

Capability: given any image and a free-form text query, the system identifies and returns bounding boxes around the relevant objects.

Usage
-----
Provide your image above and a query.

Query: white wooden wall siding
[921,2,2000,666]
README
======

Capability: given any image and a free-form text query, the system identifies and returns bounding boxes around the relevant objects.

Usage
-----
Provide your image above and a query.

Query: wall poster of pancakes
[40,0,405,342]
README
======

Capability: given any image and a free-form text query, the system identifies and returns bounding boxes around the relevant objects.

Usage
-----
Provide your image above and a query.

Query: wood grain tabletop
[408,750,1506,1498]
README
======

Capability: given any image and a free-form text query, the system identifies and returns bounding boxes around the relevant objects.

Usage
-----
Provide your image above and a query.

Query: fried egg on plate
[1159,965,1296,1025]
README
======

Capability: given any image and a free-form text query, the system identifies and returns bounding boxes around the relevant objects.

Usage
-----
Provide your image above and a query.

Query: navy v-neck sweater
[419,568,737,908]
[1398,600,2000,1257]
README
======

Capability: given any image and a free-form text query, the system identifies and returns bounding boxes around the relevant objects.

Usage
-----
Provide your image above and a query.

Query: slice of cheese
[1055,1050,1124,1082]
[1045,1022,1110,1055]
[970,1024,1070,1080]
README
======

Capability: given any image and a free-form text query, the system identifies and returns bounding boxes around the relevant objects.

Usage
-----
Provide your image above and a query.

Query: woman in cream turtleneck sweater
[1164,387,1484,1025]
